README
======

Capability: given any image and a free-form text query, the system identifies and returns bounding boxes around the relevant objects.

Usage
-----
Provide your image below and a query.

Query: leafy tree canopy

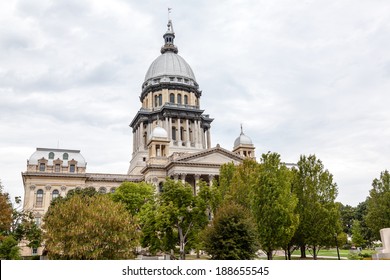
[43,193,138,259]
[202,202,258,260]
[111,182,154,217]
[365,170,390,239]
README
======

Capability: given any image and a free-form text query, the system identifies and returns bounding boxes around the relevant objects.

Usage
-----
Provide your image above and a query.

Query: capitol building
[21,20,256,257]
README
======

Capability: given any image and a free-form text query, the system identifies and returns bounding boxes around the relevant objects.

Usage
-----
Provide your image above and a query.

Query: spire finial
[161,10,178,54]
[240,123,244,135]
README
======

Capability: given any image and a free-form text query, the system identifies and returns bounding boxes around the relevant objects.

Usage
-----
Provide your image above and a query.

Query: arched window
[110,187,116,193]
[177,94,182,104]
[98,187,107,194]
[159,94,162,106]
[158,182,164,193]
[170,93,175,103]
[184,95,188,105]
[36,189,44,207]
[63,153,69,160]
[52,189,60,200]
[48,152,54,159]
[154,95,158,107]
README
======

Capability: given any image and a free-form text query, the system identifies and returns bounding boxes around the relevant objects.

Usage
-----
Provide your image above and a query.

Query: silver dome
[234,126,253,148]
[150,126,168,139]
[144,52,196,83]
[28,148,87,167]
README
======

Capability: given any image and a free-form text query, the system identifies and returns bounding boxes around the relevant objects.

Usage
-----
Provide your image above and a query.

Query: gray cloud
[1,0,390,207]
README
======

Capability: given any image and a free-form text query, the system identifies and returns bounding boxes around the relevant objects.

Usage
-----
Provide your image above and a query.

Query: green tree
[355,199,375,244]
[351,220,366,248]
[0,235,21,260]
[338,203,356,235]
[217,162,237,205]
[292,154,341,259]
[202,202,258,260]
[228,159,259,208]
[139,179,209,259]
[365,170,390,240]
[111,182,154,217]
[251,153,299,260]
[43,193,138,259]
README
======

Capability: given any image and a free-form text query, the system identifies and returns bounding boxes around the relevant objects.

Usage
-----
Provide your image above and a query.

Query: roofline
[36,148,81,153]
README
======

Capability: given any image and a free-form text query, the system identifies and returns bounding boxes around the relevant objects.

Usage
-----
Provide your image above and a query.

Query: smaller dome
[28,148,87,167]
[233,126,253,148]
[150,126,168,139]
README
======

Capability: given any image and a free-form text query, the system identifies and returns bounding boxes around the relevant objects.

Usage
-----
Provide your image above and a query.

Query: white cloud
[1,0,390,206]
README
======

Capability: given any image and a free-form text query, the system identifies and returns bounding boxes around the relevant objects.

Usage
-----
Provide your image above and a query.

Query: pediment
[176,146,243,165]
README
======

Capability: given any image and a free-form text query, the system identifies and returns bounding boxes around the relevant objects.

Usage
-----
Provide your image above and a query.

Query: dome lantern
[161,20,178,54]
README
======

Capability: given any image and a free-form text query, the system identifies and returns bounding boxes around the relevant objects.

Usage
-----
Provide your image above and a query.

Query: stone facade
[21,20,256,258]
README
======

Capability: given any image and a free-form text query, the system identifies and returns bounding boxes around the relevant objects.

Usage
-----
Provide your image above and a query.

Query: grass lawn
[257,248,376,260]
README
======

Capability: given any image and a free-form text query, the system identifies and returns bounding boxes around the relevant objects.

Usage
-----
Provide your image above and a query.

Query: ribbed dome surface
[234,133,253,148]
[144,52,196,82]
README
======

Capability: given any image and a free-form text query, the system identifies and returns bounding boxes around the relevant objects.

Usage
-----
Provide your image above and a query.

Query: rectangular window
[32,248,38,255]
[55,164,60,172]
[39,163,45,172]
[69,164,75,173]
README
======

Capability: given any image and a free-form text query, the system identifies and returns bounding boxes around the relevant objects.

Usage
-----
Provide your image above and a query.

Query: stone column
[208,174,214,186]
[185,119,190,147]
[206,129,211,149]
[173,174,179,182]
[132,130,136,154]
[194,174,201,195]
[180,173,186,184]
[27,185,36,209]
[44,185,52,211]
[168,117,172,140]
[197,121,203,148]
[177,118,182,144]
[140,123,144,150]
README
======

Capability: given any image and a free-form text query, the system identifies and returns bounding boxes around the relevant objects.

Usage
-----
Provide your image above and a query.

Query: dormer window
[55,164,61,172]
[48,152,54,159]
[63,153,69,160]
[39,163,45,172]
[69,164,75,173]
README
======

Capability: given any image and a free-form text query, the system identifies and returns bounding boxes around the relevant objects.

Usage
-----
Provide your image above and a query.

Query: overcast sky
[1,0,390,207]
